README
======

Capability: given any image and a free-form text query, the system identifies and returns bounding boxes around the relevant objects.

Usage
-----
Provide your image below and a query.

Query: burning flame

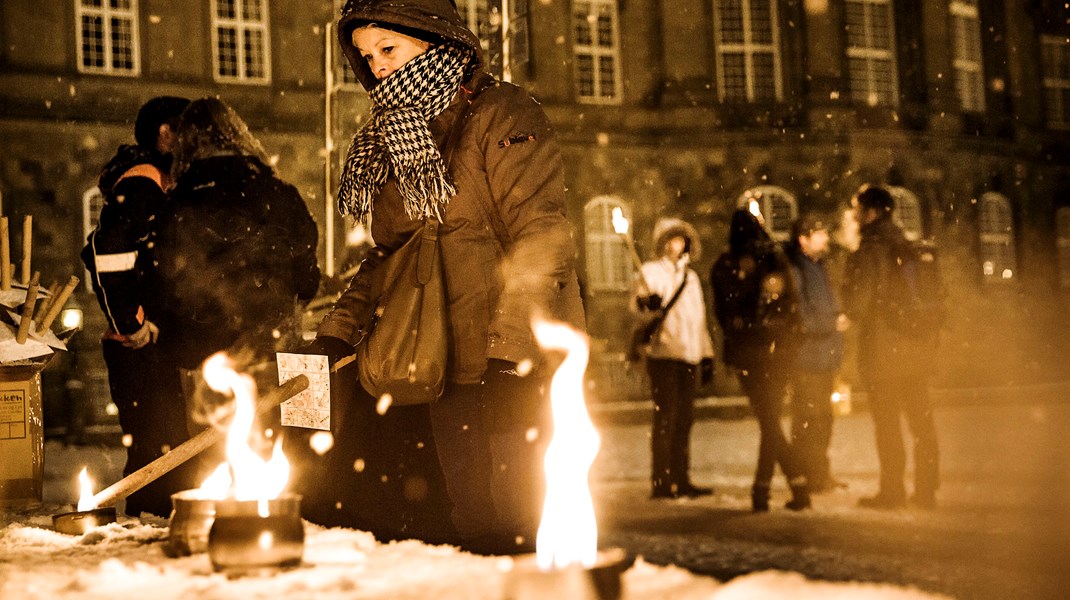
[199,353,290,514]
[532,319,600,570]
[76,467,96,511]
[611,207,629,236]
[748,199,763,220]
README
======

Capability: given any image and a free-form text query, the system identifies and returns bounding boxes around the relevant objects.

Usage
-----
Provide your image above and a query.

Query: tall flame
[201,353,290,513]
[533,319,600,570]
[76,467,96,511]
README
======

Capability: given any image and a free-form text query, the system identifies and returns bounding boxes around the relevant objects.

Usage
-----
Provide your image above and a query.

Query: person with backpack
[631,218,715,499]
[842,184,941,510]
[712,209,811,512]
[785,214,849,493]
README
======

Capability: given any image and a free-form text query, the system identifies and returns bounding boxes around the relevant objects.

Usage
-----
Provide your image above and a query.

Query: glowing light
[376,394,393,415]
[1002,269,1013,279]
[76,467,96,512]
[611,207,629,236]
[60,308,83,329]
[310,431,335,455]
[748,199,762,220]
[198,353,290,504]
[532,319,600,570]
[983,261,995,276]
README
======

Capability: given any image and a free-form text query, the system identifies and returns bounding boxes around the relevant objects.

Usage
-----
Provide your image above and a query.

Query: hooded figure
[308,0,585,555]
[155,98,320,369]
[712,208,810,513]
[631,217,715,499]
[80,95,199,517]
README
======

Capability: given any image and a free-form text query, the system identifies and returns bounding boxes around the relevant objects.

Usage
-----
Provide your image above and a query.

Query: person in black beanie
[81,96,200,517]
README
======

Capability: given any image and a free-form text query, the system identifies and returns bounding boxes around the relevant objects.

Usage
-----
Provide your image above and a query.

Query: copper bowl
[503,547,633,600]
[207,493,304,575]
[165,490,217,557]
[52,507,117,535]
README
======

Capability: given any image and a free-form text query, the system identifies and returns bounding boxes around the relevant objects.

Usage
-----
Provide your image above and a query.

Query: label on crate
[0,389,26,440]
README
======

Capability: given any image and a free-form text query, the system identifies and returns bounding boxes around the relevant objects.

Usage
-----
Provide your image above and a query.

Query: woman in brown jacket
[310,0,584,555]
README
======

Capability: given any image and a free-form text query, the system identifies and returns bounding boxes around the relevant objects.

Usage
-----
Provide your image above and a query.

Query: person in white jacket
[632,218,716,499]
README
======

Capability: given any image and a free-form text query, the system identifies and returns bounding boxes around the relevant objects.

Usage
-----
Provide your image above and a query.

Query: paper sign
[276,352,331,430]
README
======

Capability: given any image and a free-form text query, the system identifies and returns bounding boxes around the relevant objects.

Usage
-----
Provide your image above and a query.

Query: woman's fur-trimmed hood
[337,0,484,91]
[652,218,703,262]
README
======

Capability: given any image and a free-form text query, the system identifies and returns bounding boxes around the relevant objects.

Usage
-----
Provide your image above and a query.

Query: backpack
[886,239,946,340]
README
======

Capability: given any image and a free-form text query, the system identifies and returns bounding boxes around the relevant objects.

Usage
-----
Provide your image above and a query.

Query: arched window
[737,185,797,241]
[978,192,1016,282]
[584,197,631,292]
[1057,206,1070,290]
[83,186,105,290]
[889,185,923,241]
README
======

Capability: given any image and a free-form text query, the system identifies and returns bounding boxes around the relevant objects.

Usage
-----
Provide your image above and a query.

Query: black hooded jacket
[81,144,173,335]
[155,155,320,368]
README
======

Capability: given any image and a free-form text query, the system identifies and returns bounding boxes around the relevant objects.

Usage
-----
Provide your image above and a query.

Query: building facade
[1,1,1068,424]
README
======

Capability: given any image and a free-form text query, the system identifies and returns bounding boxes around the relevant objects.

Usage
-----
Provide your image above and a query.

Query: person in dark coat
[785,214,848,493]
[307,0,585,555]
[712,208,811,512]
[156,97,320,370]
[81,96,200,517]
[842,185,940,509]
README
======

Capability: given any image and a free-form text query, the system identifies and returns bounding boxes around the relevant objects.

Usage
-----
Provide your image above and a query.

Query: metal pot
[207,493,303,575]
[165,490,216,557]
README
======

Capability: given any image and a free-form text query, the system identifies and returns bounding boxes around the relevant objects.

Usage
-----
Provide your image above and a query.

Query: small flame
[748,199,763,220]
[76,467,96,511]
[198,353,290,503]
[533,319,600,570]
[611,207,630,236]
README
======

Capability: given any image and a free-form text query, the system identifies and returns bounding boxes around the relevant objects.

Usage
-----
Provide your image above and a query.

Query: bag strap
[415,76,492,282]
[660,271,689,315]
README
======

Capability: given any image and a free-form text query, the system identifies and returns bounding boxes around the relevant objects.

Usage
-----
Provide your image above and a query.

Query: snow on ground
[8,400,1035,599]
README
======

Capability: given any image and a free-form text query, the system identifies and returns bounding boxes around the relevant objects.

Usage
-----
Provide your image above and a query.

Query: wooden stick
[34,282,59,323]
[15,271,40,344]
[35,275,79,335]
[91,374,310,509]
[21,215,31,286]
[0,217,9,291]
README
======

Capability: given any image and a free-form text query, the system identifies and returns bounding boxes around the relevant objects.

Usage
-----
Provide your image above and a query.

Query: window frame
[210,0,272,85]
[1040,34,1070,129]
[978,191,1017,283]
[74,0,141,77]
[584,196,632,292]
[736,185,798,242]
[949,0,985,113]
[711,0,784,103]
[889,185,924,241]
[571,0,623,105]
[844,0,899,107]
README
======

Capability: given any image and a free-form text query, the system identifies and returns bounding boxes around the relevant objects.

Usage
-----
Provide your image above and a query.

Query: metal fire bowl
[207,493,304,576]
[503,547,634,600]
[52,507,117,535]
[165,490,217,557]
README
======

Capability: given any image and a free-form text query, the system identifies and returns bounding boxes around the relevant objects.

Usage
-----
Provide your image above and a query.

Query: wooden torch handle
[91,374,310,508]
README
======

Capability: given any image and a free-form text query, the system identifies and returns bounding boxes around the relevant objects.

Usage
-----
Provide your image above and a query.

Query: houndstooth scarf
[338,43,473,224]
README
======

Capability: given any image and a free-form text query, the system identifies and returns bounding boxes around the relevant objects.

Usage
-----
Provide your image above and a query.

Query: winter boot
[785,477,812,511]
[751,484,770,513]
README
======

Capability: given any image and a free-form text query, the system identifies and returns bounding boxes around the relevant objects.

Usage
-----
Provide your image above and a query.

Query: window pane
[241,0,262,21]
[217,27,238,76]
[596,6,614,47]
[598,55,615,96]
[82,0,104,8]
[217,0,237,20]
[845,2,866,48]
[81,15,105,68]
[110,17,134,70]
[110,0,131,9]
[870,4,892,50]
[244,28,265,78]
[576,54,595,96]
[717,0,744,45]
[752,52,776,101]
[574,9,593,45]
[722,52,747,100]
[749,0,773,45]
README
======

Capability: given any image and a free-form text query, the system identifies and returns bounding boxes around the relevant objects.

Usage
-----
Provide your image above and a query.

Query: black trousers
[867,377,940,499]
[790,370,836,488]
[102,339,198,517]
[646,358,698,493]
[739,368,803,489]
[429,375,550,553]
